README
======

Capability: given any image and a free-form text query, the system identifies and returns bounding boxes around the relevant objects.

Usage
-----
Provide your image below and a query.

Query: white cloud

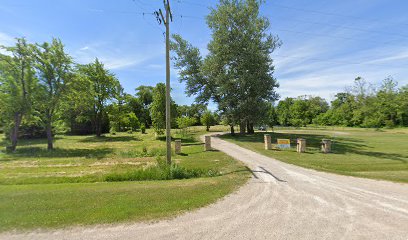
[0,32,15,55]
[274,40,408,101]
[73,42,163,70]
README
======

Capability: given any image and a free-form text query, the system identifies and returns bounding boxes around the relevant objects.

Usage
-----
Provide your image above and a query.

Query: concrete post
[205,136,212,151]
[321,139,332,153]
[175,139,181,154]
[297,138,306,153]
[264,134,272,150]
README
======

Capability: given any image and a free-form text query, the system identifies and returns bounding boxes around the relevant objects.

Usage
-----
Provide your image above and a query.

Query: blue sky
[1,0,407,108]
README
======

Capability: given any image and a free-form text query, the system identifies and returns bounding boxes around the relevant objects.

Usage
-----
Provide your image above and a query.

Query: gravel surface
[2,134,408,240]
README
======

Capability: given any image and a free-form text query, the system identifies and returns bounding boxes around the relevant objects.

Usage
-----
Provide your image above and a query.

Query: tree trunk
[246,120,250,134]
[46,113,53,150]
[250,123,254,134]
[9,113,22,152]
[230,125,235,135]
[96,112,102,137]
[247,121,254,134]
[206,125,210,131]
[240,121,246,134]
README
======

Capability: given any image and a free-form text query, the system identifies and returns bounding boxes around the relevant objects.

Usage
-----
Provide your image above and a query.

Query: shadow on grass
[222,166,253,176]
[79,135,140,143]
[182,143,204,146]
[1,147,114,160]
[1,137,64,147]
[221,132,408,163]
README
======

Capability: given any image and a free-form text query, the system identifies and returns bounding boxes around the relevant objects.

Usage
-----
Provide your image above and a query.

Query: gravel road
[2,134,408,240]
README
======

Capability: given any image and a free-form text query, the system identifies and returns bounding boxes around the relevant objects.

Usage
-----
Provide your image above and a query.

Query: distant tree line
[274,77,408,128]
[0,38,219,151]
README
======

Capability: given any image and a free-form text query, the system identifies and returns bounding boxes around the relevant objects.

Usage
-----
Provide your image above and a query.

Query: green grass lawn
[221,126,408,183]
[0,127,249,231]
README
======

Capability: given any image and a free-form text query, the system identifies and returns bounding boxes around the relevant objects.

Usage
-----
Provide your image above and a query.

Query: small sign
[277,139,291,149]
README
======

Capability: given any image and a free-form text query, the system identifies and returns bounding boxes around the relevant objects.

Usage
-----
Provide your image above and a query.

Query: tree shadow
[79,136,140,143]
[222,166,254,176]
[182,143,204,146]
[1,147,114,160]
[1,137,64,147]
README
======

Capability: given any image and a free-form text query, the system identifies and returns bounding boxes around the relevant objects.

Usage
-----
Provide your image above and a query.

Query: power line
[176,0,209,8]
[272,54,406,68]
[167,14,402,46]
[271,18,408,40]
[267,3,408,27]
[273,28,398,45]
[175,1,408,37]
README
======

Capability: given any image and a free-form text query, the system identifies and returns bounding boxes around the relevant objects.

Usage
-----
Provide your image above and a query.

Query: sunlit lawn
[0,127,249,231]
[221,126,408,183]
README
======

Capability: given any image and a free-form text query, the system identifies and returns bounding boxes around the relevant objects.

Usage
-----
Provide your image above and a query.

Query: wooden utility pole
[155,0,173,165]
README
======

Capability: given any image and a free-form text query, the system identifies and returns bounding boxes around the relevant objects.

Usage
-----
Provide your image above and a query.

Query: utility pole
[155,0,173,165]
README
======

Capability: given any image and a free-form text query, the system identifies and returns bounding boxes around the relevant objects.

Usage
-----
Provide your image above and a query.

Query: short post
[321,139,332,153]
[297,138,306,153]
[264,134,272,150]
[175,139,181,154]
[205,136,212,151]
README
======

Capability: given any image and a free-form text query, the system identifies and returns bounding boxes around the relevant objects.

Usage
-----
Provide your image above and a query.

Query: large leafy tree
[134,85,154,127]
[150,83,167,135]
[171,0,280,134]
[397,85,408,126]
[78,58,120,137]
[33,38,73,150]
[200,110,216,131]
[276,98,293,126]
[150,83,177,135]
[0,38,37,151]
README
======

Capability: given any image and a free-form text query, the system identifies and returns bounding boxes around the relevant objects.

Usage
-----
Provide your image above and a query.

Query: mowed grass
[221,127,408,183]
[0,127,249,231]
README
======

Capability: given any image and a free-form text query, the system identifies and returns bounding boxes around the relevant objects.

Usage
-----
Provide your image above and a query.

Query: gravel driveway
[2,134,408,240]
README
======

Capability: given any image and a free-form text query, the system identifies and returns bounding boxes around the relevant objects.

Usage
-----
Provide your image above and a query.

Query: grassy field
[221,126,408,183]
[0,126,249,231]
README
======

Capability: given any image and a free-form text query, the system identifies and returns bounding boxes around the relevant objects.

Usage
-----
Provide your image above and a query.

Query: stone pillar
[321,139,332,153]
[264,134,272,150]
[297,138,306,153]
[205,136,212,151]
[175,139,181,154]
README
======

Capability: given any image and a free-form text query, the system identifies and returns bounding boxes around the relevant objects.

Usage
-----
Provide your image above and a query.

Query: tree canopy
[171,0,280,134]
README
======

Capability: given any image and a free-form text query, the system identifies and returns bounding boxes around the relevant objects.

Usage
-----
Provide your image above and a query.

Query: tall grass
[105,157,219,182]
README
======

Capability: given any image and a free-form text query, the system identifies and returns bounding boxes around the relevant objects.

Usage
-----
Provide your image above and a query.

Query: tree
[265,103,277,129]
[0,38,37,151]
[150,83,177,135]
[289,97,309,127]
[33,38,73,150]
[201,110,215,131]
[134,85,154,127]
[178,104,207,124]
[374,77,399,127]
[78,58,120,137]
[171,0,280,135]
[176,116,196,135]
[150,83,166,135]
[276,98,293,126]
[397,85,408,126]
